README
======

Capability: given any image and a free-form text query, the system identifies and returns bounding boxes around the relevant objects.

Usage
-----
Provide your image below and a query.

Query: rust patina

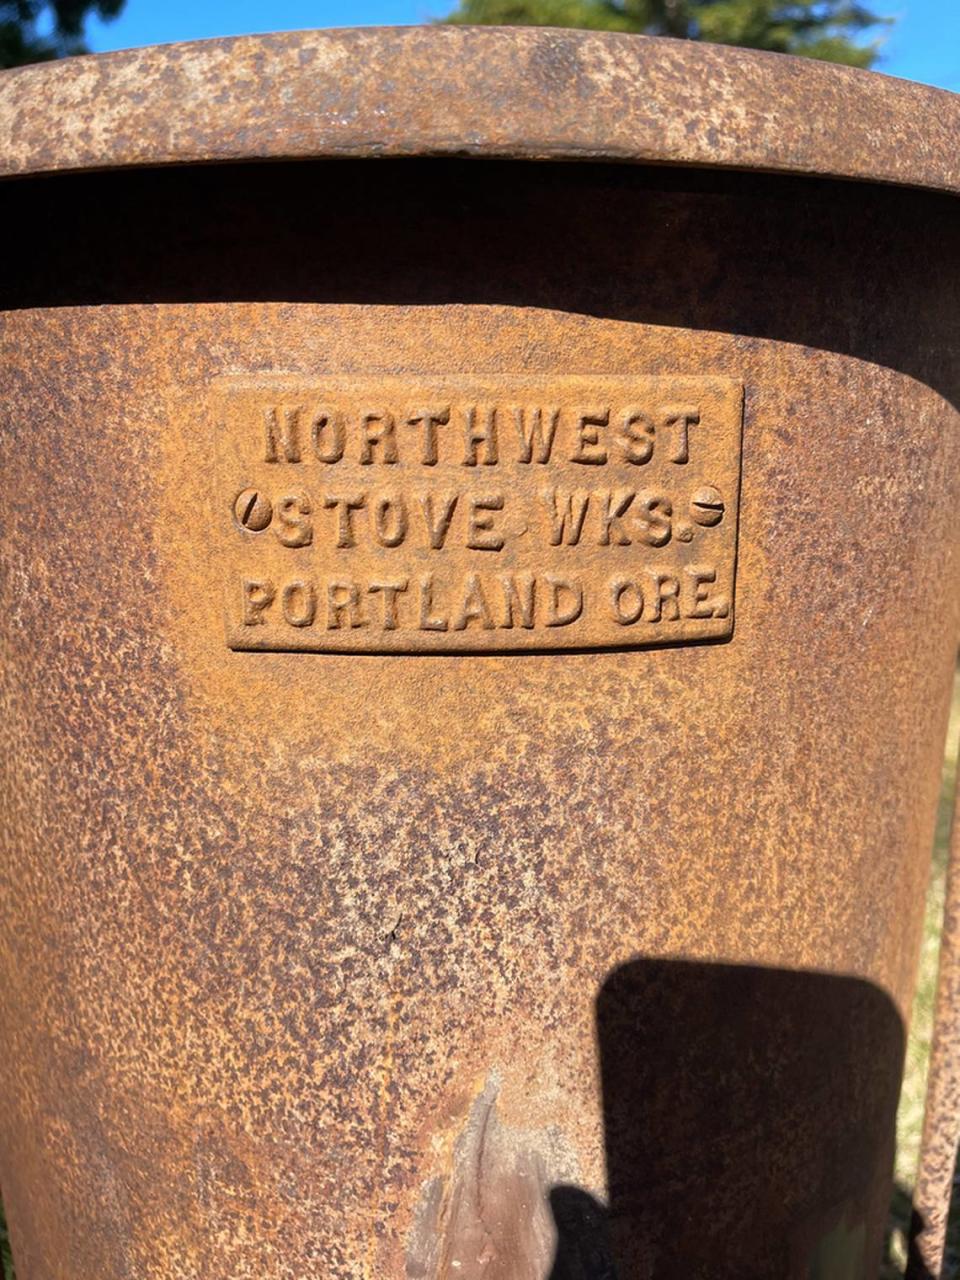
[1,28,959,1280]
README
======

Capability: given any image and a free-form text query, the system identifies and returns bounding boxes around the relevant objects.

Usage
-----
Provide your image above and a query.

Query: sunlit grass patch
[884,665,960,1278]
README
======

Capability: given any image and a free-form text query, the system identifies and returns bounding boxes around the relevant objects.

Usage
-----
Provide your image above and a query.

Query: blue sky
[85,0,960,92]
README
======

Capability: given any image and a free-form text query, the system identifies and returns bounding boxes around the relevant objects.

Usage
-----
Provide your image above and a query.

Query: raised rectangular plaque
[214,375,742,652]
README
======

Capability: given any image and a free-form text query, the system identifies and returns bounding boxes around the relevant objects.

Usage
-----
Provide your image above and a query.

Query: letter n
[264,406,302,463]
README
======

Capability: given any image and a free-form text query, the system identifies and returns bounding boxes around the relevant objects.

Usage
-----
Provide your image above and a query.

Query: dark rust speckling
[0,28,960,194]
[0,32,959,1280]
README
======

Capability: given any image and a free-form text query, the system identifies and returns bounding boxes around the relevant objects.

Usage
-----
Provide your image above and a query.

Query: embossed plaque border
[213,374,743,653]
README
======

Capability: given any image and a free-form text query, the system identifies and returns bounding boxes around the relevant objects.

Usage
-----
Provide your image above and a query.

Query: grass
[0,1201,11,1280]
[883,666,960,1279]
[1,675,958,1279]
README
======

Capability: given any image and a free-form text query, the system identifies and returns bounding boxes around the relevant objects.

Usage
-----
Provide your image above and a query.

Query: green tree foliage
[1,0,125,68]
[443,0,891,69]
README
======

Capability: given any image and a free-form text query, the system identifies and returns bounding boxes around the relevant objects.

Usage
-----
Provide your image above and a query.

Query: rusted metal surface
[1,28,960,194]
[1,32,960,1280]
[909,752,960,1279]
[214,373,742,652]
